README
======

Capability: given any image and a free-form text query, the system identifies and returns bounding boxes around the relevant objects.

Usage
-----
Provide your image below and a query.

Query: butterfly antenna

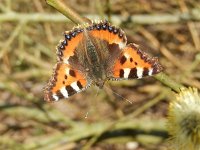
[84,87,100,119]
[104,85,133,104]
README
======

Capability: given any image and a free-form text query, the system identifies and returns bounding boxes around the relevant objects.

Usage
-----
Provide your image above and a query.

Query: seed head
[167,87,200,150]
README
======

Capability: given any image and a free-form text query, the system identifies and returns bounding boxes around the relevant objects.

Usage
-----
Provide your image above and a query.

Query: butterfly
[44,20,163,102]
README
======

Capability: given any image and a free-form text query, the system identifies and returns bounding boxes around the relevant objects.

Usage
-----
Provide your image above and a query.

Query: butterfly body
[82,35,106,87]
[44,20,163,102]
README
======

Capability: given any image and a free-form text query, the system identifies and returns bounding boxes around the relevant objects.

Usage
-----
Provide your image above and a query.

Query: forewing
[88,21,127,49]
[56,28,84,64]
[88,21,128,71]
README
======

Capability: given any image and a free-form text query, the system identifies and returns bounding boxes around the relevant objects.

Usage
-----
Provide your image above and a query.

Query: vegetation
[0,0,200,149]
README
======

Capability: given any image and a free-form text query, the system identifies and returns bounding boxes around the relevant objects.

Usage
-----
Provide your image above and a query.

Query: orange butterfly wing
[44,63,90,102]
[111,43,163,79]
[88,21,127,49]
[44,21,163,102]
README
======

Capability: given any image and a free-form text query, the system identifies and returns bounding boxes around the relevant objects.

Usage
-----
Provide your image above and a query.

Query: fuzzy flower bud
[167,87,200,150]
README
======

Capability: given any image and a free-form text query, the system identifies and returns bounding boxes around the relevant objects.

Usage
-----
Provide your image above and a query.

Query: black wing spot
[65,75,68,79]
[130,58,133,62]
[65,34,71,40]
[77,81,83,89]
[120,55,127,65]
[71,31,77,37]
[143,67,149,76]
[56,90,64,99]
[65,86,76,96]
[113,28,118,34]
[69,70,76,77]
[63,81,65,84]
[135,62,138,65]
[96,24,101,30]
[119,69,124,78]
[108,26,113,32]
[128,68,137,78]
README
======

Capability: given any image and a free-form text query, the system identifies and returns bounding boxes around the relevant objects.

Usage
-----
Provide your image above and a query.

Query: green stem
[154,72,184,93]
[46,0,86,25]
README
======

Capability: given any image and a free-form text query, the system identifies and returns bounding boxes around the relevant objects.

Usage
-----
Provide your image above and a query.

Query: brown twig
[34,0,54,43]
[0,9,200,24]
[179,0,200,51]
[46,0,87,25]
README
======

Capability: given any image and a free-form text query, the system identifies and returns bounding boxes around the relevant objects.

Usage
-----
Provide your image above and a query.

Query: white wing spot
[64,58,69,64]
[60,86,69,98]
[124,68,131,78]
[53,94,59,101]
[136,67,144,78]
[119,42,126,49]
[148,68,153,76]
[124,53,130,59]
[65,67,70,74]
[71,81,80,92]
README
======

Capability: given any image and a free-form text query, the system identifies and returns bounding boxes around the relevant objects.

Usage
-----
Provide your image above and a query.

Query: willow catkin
[167,87,200,150]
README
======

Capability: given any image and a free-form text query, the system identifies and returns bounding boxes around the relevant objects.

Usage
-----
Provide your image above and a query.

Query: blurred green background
[0,0,200,149]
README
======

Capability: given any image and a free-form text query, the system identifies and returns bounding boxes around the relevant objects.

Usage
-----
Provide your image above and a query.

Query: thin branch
[0,8,199,24]
[34,0,54,43]
[179,0,200,51]
[46,0,86,24]
[24,118,166,149]
[154,73,184,92]
[0,21,26,59]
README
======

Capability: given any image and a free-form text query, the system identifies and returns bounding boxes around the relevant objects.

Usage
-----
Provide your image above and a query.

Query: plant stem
[1,11,200,24]
[154,72,184,93]
[46,0,86,25]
